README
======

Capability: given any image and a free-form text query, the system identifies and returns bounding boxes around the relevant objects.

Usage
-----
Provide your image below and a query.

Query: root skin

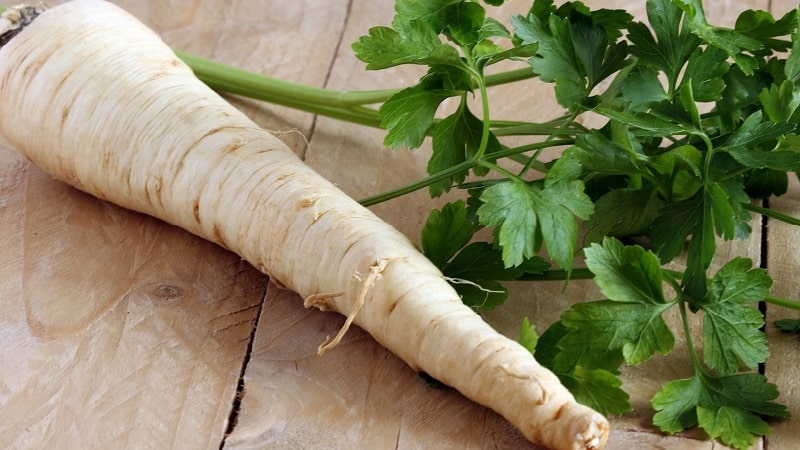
[0,1,609,449]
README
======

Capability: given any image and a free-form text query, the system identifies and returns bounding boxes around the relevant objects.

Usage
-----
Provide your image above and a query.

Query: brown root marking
[303,291,345,312]
[299,195,326,222]
[212,223,227,249]
[317,259,389,355]
[192,199,201,224]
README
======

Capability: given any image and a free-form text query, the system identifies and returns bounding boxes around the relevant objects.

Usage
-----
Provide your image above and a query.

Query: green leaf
[723,111,796,150]
[759,80,800,122]
[620,66,668,111]
[585,237,666,305]
[421,200,476,267]
[444,241,548,282]
[584,188,662,244]
[716,65,772,132]
[627,0,700,87]
[378,70,465,149]
[428,101,502,196]
[512,13,586,109]
[441,240,548,311]
[735,8,797,53]
[478,16,510,40]
[594,105,696,137]
[394,0,463,33]
[450,276,507,310]
[744,168,789,198]
[512,11,629,111]
[559,299,675,367]
[681,45,729,102]
[477,181,539,268]
[444,2,486,46]
[697,405,770,450]
[534,321,631,416]
[477,167,593,269]
[650,190,704,264]
[700,258,771,375]
[674,0,762,75]
[785,13,800,84]
[519,317,538,354]
[775,318,800,333]
[706,178,751,242]
[573,131,646,175]
[352,22,461,70]
[559,365,631,416]
[721,111,800,171]
[652,371,789,449]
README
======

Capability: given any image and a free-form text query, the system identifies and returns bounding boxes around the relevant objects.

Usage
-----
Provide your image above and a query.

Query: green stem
[678,297,704,370]
[358,139,573,206]
[181,51,555,135]
[485,67,537,86]
[179,51,392,106]
[478,160,524,181]
[359,158,479,206]
[178,51,384,127]
[743,202,800,226]
[765,294,800,311]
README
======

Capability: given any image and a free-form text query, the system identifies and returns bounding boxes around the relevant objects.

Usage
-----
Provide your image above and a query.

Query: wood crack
[301,0,355,161]
[219,285,267,448]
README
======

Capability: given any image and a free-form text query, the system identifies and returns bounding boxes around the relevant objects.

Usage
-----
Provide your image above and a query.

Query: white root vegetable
[0,1,609,448]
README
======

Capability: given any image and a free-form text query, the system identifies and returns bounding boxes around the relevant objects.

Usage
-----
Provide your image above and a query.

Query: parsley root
[0,1,609,448]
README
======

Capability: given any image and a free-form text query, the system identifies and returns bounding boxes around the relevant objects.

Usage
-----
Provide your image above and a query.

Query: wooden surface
[1,0,798,449]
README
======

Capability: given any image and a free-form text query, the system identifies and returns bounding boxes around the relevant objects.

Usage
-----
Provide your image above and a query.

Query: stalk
[743,202,800,227]
[765,294,800,311]
[358,139,574,206]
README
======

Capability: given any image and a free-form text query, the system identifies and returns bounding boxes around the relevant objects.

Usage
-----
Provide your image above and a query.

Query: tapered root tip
[578,413,610,449]
[0,3,48,48]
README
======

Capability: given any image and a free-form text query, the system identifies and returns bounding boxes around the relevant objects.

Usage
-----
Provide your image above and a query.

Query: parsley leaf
[512,9,629,111]
[720,111,800,172]
[652,371,789,449]
[627,0,701,89]
[735,8,797,53]
[559,299,674,368]
[352,21,461,70]
[556,238,675,367]
[477,155,593,269]
[429,100,502,196]
[421,201,549,309]
[699,258,771,375]
[421,200,476,267]
[775,318,800,333]
[585,237,665,305]
[534,320,631,416]
[378,67,469,149]
[560,365,631,416]
[674,0,762,75]
[584,187,661,244]
[518,317,538,354]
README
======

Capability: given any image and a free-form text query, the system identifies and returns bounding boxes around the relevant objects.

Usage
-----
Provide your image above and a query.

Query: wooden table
[1,1,798,448]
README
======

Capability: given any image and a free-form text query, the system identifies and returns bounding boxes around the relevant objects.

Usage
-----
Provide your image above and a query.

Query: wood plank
[0,0,795,449]
[0,144,266,448]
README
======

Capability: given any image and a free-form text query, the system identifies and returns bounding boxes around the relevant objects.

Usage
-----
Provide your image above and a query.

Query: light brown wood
[0,1,798,449]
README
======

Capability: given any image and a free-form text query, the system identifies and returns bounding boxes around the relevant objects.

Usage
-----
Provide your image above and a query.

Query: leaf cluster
[351,0,800,447]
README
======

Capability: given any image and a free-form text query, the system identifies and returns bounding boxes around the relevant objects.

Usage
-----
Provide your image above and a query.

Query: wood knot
[150,283,185,302]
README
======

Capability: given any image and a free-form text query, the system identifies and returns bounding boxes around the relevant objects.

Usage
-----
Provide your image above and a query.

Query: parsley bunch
[350,0,800,448]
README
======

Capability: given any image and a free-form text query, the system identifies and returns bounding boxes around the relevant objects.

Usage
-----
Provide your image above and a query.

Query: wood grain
[0,1,798,449]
